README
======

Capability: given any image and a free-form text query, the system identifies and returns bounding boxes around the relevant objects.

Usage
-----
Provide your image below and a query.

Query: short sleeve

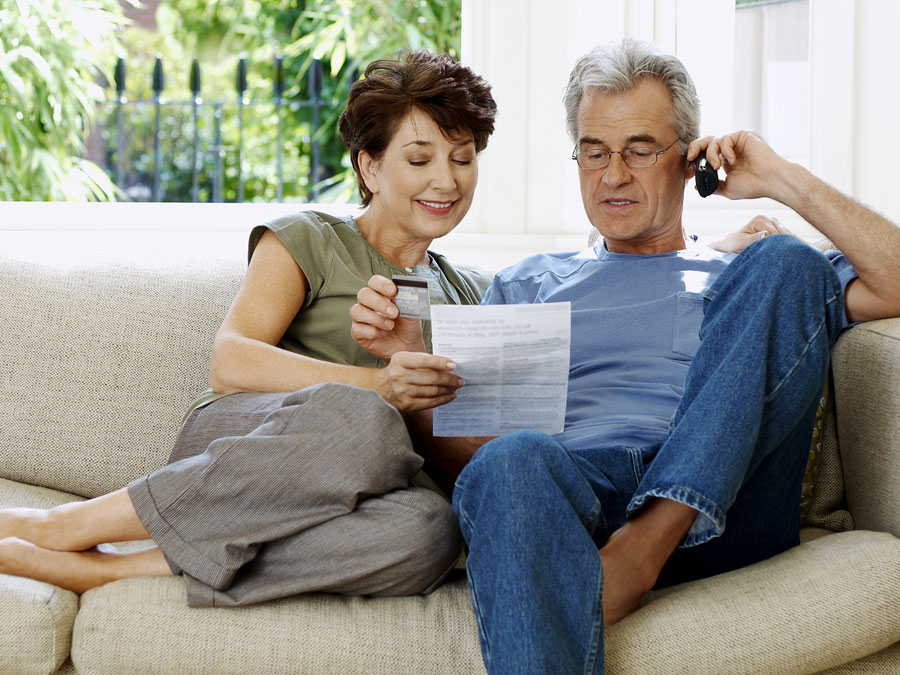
[823,249,860,330]
[247,212,337,298]
[823,249,858,294]
[480,276,510,305]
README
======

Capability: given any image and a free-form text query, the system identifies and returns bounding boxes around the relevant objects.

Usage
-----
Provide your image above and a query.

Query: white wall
[460,0,900,246]
[850,0,900,221]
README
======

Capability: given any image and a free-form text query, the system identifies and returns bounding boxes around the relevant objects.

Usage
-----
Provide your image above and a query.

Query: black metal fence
[109,54,341,202]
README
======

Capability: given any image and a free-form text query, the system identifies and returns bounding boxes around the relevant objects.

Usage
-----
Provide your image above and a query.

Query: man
[353,39,900,674]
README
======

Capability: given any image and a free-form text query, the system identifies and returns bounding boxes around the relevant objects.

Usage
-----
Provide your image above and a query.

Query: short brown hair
[338,50,497,206]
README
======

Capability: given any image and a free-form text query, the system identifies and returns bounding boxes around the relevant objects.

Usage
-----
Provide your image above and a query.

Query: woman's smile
[417,199,457,215]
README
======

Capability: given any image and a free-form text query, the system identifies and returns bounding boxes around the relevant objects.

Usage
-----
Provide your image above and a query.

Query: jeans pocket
[672,291,705,357]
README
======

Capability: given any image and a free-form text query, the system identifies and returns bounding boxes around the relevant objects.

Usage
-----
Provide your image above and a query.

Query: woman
[0,50,497,607]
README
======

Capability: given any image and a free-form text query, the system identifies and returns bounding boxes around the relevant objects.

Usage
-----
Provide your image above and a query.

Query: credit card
[392,275,431,319]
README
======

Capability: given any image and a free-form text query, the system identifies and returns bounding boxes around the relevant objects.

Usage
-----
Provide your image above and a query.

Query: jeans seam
[763,292,837,404]
[582,557,604,675]
[559,445,605,531]
[454,500,492,668]
[629,447,644,487]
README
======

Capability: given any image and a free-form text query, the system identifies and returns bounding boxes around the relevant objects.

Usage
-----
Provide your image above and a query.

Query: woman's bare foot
[0,489,151,552]
[0,508,56,546]
[0,536,172,593]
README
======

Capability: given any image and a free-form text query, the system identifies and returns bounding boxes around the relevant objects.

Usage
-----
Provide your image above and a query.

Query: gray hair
[563,38,700,151]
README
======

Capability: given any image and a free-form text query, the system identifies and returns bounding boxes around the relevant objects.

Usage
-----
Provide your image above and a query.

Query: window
[733,0,810,165]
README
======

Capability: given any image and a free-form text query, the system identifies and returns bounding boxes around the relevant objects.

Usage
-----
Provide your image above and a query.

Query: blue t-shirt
[481,238,857,452]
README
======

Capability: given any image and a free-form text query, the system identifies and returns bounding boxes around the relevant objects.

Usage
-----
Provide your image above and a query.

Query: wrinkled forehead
[576,80,678,144]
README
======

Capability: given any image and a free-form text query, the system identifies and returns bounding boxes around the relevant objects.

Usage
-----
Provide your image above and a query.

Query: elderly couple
[3,40,900,673]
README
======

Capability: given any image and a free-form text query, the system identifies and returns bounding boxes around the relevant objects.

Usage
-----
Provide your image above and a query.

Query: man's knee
[454,431,563,517]
[462,430,559,483]
[745,234,837,285]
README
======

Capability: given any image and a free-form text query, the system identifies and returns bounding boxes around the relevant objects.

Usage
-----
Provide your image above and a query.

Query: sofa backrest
[0,241,244,498]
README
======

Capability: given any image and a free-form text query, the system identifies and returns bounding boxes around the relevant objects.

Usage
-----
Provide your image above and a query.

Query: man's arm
[691,131,900,322]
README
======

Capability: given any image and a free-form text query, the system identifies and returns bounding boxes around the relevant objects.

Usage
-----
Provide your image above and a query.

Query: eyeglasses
[571,138,682,170]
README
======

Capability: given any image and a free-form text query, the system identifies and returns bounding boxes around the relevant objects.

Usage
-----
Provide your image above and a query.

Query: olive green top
[186,210,492,417]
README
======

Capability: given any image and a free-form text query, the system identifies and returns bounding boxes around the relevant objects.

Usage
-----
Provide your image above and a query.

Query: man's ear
[684,154,696,181]
[359,151,380,196]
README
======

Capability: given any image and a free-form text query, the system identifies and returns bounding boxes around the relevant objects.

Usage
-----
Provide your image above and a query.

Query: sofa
[0,202,898,674]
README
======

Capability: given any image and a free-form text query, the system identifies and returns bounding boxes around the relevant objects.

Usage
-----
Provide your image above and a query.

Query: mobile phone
[694,156,718,198]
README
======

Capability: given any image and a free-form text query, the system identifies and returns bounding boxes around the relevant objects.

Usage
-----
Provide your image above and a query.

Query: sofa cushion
[799,377,827,521]
[72,573,486,675]
[71,531,900,675]
[801,372,854,532]
[0,252,244,498]
[0,576,79,675]
[833,318,900,538]
[606,530,900,674]
[816,641,900,673]
[0,479,83,675]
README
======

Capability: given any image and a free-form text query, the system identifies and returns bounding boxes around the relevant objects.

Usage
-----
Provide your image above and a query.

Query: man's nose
[602,153,630,188]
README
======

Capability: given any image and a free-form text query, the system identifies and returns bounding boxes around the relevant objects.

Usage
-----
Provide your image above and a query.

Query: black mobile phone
[694,156,718,198]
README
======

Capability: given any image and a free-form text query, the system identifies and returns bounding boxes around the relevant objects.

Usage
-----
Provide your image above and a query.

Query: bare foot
[0,536,172,593]
[0,508,55,546]
[0,489,152,552]
[598,498,699,627]
[598,529,657,627]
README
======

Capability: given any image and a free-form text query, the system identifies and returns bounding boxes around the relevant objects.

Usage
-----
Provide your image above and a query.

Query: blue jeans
[452,236,847,674]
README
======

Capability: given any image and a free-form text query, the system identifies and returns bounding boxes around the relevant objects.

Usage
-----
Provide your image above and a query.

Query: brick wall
[84,0,162,170]
[122,0,161,30]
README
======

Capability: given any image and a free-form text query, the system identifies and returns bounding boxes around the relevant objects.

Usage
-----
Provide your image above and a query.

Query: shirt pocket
[672,291,705,357]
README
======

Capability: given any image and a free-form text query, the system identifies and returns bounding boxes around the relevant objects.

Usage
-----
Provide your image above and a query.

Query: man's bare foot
[0,536,172,593]
[598,528,657,627]
[598,498,698,627]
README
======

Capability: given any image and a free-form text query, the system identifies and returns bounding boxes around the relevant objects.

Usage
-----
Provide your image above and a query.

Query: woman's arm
[209,230,460,411]
[707,215,795,254]
[352,274,493,491]
[209,229,363,394]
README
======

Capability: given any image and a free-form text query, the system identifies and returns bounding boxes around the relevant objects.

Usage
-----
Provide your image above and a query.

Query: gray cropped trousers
[126,383,463,608]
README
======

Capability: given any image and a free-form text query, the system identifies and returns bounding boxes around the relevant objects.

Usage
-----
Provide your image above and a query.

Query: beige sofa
[0,203,898,674]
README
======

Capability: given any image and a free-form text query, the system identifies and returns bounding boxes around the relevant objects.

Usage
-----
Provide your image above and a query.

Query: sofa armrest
[831,317,900,537]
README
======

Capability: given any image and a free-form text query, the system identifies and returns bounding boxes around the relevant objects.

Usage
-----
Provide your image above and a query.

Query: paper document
[430,302,571,436]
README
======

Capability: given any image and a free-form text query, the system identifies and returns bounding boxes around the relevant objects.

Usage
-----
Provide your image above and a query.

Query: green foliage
[101,0,461,203]
[288,0,461,87]
[0,0,124,201]
[104,23,311,202]
[285,0,462,201]
[0,0,462,203]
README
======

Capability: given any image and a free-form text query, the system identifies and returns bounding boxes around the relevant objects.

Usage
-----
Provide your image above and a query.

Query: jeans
[452,236,847,674]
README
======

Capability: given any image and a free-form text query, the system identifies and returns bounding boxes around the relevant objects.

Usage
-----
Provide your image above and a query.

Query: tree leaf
[330,40,346,77]
[0,56,27,97]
